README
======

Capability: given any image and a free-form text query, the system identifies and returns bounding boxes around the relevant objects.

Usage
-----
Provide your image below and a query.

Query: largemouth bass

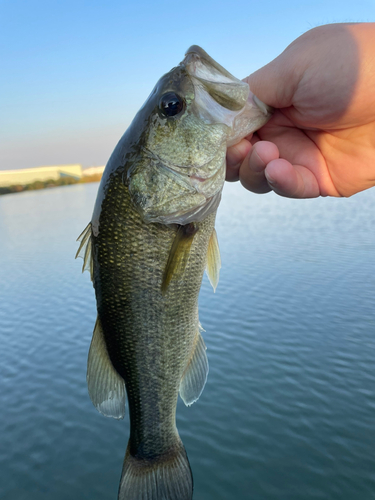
[77,46,272,500]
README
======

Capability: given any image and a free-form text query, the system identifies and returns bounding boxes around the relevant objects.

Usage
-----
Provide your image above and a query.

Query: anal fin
[87,317,126,419]
[179,328,209,406]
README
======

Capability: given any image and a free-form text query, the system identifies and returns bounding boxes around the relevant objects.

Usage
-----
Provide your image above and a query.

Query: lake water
[1,181,375,500]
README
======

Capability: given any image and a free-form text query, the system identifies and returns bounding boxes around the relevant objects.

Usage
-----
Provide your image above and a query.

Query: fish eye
[159,92,185,118]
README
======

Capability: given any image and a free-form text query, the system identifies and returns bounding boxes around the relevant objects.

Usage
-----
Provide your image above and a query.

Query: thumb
[243,28,320,110]
[245,52,301,109]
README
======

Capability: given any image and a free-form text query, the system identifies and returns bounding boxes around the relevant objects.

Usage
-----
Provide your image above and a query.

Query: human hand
[227,23,375,198]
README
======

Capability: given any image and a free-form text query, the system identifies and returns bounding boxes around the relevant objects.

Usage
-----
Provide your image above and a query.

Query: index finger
[226,138,252,182]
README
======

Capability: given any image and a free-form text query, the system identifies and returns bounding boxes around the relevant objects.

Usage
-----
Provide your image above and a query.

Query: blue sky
[1,0,374,170]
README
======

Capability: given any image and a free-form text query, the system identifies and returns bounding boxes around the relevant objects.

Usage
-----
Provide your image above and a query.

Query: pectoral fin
[179,328,209,406]
[76,222,94,281]
[87,317,126,419]
[206,228,221,292]
[161,223,198,295]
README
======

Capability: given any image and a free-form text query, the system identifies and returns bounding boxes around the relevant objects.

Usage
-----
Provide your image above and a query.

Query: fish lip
[252,94,274,115]
[183,45,235,80]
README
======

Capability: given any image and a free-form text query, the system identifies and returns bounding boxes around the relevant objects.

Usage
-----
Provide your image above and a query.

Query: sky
[1,0,374,170]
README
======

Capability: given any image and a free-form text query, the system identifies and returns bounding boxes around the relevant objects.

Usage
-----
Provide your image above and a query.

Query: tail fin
[118,441,193,500]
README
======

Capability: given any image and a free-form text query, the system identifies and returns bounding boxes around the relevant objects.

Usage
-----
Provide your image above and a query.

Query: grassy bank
[0,174,102,196]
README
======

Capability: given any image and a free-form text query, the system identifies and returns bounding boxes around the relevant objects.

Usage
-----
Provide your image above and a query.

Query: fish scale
[77,45,272,500]
[93,170,215,460]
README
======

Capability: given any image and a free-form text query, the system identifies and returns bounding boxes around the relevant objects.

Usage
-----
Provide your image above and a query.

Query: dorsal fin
[161,223,198,295]
[206,228,221,292]
[75,222,94,281]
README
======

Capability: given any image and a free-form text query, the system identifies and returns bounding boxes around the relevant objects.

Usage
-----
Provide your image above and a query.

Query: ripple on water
[1,183,375,499]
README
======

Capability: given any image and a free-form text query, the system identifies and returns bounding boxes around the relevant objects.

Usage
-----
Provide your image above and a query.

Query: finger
[244,52,301,109]
[255,112,340,196]
[239,141,279,193]
[226,138,252,182]
[265,159,320,198]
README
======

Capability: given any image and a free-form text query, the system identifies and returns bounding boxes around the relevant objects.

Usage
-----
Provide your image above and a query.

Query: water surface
[1,182,375,500]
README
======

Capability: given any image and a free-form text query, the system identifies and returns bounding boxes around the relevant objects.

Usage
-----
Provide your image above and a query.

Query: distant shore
[0,173,103,196]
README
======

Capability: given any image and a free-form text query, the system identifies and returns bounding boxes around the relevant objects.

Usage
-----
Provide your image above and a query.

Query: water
[1,182,375,500]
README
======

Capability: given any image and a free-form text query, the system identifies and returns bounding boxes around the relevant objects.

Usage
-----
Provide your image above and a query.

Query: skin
[226,23,375,198]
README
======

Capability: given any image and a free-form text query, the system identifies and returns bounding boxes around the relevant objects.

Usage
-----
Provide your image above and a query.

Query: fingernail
[265,172,277,187]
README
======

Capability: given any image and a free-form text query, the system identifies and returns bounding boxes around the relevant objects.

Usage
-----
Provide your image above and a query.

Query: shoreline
[0,173,103,196]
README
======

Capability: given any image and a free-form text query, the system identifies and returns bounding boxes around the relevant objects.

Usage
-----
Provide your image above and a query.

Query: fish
[76,46,272,500]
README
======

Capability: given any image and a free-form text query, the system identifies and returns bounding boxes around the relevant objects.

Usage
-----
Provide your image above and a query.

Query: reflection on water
[0,182,375,500]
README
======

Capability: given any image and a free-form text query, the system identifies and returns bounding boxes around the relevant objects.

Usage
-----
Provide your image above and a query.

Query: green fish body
[77,46,272,500]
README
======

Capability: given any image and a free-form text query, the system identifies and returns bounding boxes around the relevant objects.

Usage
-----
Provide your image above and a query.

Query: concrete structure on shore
[82,166,105,177]
[0,165,83,187]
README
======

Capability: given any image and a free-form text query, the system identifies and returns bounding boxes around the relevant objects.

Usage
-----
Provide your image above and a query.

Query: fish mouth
[181,44,273,139]
[182,45,250,113]
[183,45,273,114]
[183,45,237,82]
